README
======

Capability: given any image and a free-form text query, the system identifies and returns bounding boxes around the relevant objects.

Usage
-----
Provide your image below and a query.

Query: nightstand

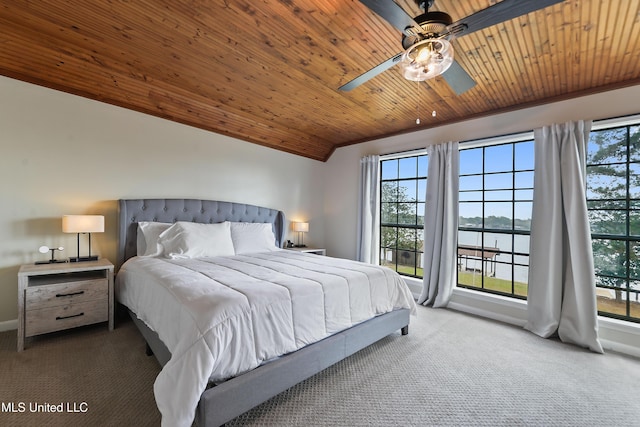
[17,258,114,352]
[286,247,326,256]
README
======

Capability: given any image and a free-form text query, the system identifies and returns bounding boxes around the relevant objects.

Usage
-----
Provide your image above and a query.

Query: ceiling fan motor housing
[402,11,453,49]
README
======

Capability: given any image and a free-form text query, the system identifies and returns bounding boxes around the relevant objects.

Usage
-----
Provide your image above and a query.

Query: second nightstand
[285,247,326,256]
[17,258,114,352]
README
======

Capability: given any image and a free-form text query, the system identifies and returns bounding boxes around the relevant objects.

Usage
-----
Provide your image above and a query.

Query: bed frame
[117,198,410,426]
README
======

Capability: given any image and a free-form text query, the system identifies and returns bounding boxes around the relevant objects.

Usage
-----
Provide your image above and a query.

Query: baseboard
[445,287,640,359]
[0,319,17,332]
[600,338,640,358]
[402,279,528,327]
[448,287,527,328]
[598,317,640,358]
[402,277,422,300]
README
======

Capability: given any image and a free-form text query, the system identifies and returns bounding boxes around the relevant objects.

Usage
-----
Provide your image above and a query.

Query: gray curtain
[356,155,380,264]
[418,142,459,307]
[525,120,603,353]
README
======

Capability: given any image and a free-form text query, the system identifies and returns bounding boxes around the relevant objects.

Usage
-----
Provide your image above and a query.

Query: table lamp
[293,222,309,247]
[62,215,104,262]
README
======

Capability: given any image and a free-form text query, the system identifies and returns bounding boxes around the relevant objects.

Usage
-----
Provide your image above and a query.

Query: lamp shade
[293,222,309,232]
[62,215,105,233]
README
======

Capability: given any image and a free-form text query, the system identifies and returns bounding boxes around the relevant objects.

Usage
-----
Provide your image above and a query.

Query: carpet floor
[1,306,639,426]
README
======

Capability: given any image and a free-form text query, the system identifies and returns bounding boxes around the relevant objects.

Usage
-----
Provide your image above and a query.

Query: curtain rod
[379,147,427,160]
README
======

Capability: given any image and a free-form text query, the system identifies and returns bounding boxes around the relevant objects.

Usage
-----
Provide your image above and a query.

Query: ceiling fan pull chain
[416,88,421,125]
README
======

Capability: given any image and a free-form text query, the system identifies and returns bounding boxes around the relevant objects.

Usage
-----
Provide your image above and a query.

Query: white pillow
[137,222,172,257]
[158,221,235,259]
[230,222,278,254]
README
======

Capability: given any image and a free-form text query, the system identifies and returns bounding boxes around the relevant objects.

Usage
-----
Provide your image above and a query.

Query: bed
[115,198,416,427]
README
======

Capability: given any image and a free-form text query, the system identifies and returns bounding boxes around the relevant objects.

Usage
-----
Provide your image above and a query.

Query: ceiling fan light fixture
[400,38,454,81]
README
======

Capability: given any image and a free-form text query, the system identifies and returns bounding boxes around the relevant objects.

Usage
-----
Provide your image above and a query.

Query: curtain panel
[418,141,459,307]
[356,155,380,264]
[526,120,603,353]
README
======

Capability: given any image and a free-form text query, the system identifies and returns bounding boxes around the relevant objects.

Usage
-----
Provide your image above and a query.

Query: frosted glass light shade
[401,38,454,81]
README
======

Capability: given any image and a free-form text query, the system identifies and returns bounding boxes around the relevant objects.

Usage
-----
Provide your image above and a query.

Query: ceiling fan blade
[339,52,404,91]
[441,60,476,95]
[447,0,564,38]
[357,0,421,34]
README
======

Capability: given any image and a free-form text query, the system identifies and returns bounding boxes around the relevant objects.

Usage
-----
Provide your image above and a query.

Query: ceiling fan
[339,0,564,95]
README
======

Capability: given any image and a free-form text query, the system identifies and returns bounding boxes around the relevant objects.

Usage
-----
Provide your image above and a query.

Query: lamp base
[293,244,307,248]
[69,256,99,263]
[35,259,68,265]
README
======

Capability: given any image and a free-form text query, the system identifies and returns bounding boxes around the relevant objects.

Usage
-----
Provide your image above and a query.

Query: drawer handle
[56,291,85,298]
[56,312,84,320]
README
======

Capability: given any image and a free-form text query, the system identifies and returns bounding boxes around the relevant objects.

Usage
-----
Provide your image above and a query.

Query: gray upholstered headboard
[117,199,286,270]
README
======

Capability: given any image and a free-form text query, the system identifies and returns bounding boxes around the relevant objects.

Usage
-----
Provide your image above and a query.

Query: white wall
[0,76,325,325]
[323,84,640,260]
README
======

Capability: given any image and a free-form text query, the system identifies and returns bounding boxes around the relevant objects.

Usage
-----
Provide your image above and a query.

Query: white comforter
[116,250,416,427]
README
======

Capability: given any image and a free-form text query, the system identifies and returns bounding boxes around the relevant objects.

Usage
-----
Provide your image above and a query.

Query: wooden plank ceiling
[1,1,639,161]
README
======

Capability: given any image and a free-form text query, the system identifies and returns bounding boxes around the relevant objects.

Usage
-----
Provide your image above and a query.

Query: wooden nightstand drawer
[25,298,108,337]
[25,278,108,310]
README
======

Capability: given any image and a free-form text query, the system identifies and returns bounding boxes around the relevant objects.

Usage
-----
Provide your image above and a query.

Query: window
[587,120,640,322]
[377,116,640,325]
[379,154,427,278]
[457,139,534,298]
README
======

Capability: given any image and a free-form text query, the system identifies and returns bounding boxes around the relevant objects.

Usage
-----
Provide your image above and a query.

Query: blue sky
[459,141,534,220]
[382,141,535,220]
